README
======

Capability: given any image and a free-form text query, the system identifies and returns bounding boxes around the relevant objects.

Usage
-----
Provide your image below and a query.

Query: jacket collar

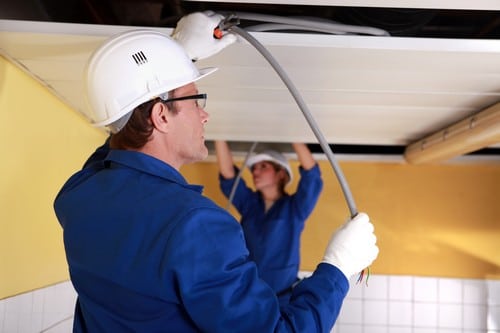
[105,149,203,193]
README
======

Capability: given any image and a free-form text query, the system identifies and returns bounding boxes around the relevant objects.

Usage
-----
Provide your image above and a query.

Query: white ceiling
[1,0,500,162]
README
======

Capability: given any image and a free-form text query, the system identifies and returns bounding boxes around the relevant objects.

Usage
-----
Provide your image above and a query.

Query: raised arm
[292,143,316,171]
[214,140,236,179]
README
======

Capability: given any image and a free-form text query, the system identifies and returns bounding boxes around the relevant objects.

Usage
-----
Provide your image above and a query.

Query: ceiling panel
[1,6,500,161]
[194,32,500,148]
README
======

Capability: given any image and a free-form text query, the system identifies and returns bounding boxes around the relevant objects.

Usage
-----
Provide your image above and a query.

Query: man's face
[166,82,210,165]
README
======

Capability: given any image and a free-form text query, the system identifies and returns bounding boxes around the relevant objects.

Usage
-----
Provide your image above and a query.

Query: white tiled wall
[0,282,76,333]
[330,274,500,333]
[1,275,499,333]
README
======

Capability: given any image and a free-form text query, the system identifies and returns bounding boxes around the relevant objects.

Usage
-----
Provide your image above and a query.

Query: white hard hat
[84,29,217,131]
[247,150,293,185]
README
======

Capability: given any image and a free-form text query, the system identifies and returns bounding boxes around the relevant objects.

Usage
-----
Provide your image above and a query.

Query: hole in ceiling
[2,0,500,39]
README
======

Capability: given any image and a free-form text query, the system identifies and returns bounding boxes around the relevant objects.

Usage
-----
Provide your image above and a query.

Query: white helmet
[247,150,293,185]
[84,29,217,132]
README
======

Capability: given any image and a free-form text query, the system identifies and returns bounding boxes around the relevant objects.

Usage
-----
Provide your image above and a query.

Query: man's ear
[150,102,169,133]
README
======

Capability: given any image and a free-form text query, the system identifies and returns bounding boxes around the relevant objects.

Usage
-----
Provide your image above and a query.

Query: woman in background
[215,141,323,305]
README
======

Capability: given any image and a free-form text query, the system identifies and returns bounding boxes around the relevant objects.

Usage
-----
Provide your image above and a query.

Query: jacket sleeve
[292,163,324,220]
[168,205,348,333]
[218,165,257,216]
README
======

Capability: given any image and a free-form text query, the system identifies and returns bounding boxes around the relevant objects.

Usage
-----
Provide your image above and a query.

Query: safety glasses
[160,93,207,109]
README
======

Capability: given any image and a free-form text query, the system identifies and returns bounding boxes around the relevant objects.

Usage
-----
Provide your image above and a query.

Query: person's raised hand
[172,11,237,61]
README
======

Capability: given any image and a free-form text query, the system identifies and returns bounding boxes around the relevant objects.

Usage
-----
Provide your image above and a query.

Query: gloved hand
[322,212,379,279]
[171,11,237,61]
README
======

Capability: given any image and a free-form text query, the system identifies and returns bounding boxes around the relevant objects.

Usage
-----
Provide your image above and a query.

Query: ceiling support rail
[404,102,500,164]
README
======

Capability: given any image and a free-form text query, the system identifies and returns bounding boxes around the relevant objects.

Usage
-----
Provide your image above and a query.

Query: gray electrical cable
[230,12,390,36]
[245,23,353,35]
[228,25,358,218]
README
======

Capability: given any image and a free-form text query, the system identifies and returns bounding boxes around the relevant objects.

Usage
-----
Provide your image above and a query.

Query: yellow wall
[1,54,499,299]
[182,160,500,280]
[0,56,106,298]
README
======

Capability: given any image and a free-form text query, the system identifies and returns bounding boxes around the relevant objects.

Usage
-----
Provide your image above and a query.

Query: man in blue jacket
[54,12,379,333]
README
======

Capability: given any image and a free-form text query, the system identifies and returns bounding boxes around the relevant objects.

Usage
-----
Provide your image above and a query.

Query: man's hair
[110,92,179,150]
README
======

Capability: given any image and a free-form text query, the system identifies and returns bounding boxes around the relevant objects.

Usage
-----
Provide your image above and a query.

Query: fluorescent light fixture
[404,102,500,164]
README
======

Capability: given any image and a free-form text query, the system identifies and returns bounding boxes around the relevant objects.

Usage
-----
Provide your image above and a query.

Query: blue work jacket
[219,164,323,300]
[54,142,348,332]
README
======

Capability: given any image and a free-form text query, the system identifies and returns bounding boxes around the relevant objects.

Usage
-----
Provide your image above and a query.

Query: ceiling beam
[404,102,500,164]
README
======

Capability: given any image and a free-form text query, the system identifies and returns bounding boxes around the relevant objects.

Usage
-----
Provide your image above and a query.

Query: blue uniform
[219,164,323,304]
[54,141,347,332]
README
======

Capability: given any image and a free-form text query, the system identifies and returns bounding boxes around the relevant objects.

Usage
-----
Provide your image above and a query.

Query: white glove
[322,212,379,279]
[171,11,237,61]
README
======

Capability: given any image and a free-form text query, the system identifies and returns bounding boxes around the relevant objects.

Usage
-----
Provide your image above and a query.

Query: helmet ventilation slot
[132,51,148,65]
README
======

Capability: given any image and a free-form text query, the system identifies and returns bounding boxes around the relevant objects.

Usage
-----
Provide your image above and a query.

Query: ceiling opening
[3,0,500,39]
